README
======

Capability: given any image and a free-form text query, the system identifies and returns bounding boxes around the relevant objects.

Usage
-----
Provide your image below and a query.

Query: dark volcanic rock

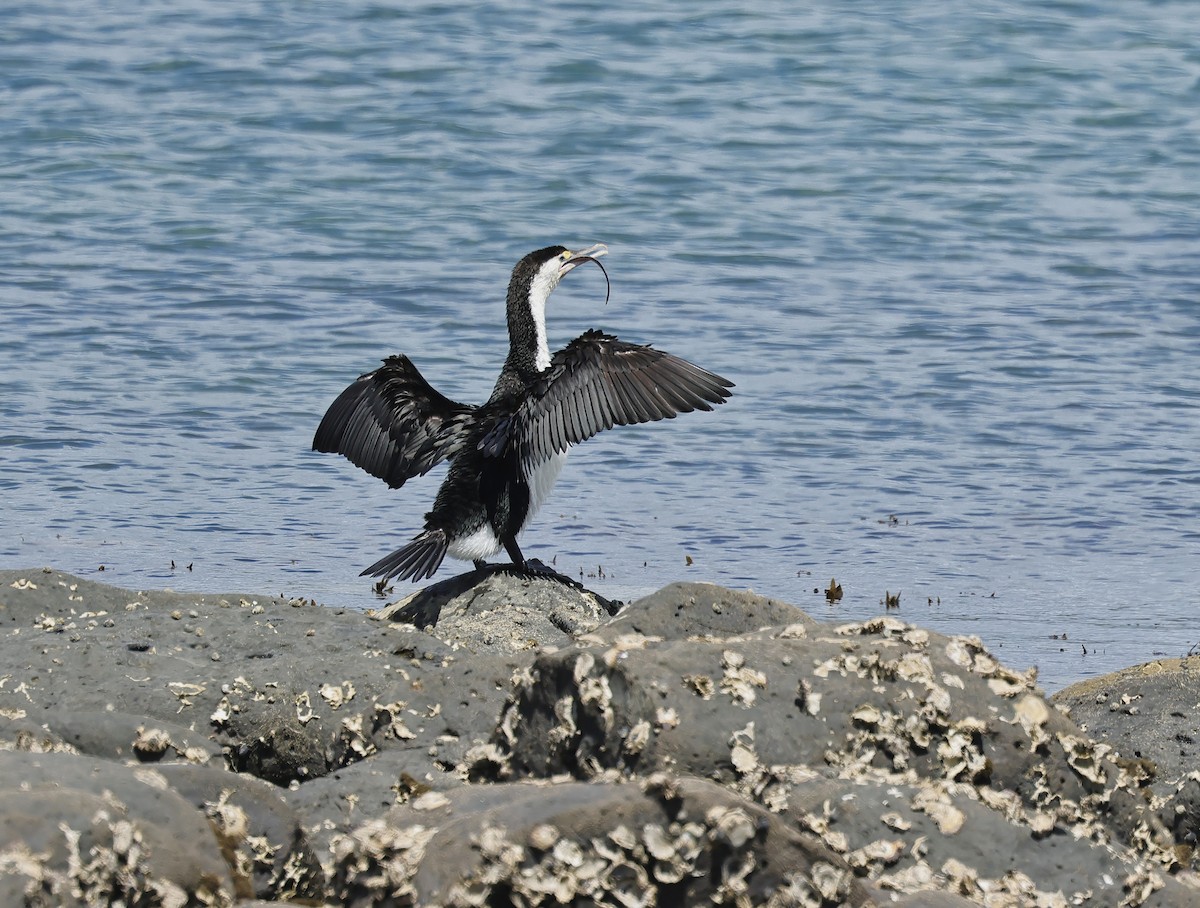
[503,600,1159,833]
[279,640,540,865]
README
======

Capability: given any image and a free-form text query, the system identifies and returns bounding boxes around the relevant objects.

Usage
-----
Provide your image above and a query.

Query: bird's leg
[496,536,621,615]
[502,537,568,581]
[501,538,562,578]
[473,559,488,570]
[502,537,527,568]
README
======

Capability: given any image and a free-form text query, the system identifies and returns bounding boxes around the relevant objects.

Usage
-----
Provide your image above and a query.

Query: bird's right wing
[313,356,477,489]
[479,330,733,469]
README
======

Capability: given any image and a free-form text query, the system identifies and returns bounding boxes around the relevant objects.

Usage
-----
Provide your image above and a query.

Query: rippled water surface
[3,1,1198,690]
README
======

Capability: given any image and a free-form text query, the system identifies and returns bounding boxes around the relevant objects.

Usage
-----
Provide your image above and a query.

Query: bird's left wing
[480,329,733,467]
[313,355,477,489]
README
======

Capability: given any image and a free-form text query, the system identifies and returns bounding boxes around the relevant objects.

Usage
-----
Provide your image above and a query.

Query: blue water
[2,1,1198,691]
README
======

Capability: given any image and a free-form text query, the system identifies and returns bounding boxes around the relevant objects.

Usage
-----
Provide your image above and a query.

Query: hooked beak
[559,243,611,304]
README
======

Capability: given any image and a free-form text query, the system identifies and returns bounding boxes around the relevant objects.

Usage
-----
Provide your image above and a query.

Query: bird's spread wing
[480,330,733,467]
[313,356,477,489]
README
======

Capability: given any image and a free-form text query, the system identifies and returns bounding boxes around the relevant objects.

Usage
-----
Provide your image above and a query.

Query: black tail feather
[361,529,448,582]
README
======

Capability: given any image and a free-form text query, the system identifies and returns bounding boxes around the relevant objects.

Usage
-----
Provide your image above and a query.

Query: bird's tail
[361,529,448,582]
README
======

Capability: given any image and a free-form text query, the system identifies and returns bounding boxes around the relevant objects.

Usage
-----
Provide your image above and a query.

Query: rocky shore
[2,567,1198,906]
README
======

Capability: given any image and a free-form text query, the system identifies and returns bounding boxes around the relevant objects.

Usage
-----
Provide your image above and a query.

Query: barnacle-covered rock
[156,761,326,901]
[4,571,1199,906]
[331,776,877,907]
[0,752,236,905]
[500,588,1157,839]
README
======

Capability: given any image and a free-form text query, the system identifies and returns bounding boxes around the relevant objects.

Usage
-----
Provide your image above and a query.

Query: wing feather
[313,355,477,489]
[608,359,653,423]
[485,330,733,470]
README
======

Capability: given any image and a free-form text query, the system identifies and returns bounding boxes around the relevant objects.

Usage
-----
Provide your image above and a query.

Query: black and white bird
[313,244,733,583]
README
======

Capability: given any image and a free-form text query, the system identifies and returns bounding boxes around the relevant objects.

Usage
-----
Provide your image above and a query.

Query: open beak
[560,243,611,304]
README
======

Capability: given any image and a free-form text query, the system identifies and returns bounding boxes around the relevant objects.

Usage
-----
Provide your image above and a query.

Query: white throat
[527,267,558,372]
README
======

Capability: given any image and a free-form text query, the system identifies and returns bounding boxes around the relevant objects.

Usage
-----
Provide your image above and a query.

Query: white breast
[447,523,503,561]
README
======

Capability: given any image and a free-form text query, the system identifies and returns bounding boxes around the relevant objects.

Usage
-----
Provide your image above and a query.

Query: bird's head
[511,243,610,309]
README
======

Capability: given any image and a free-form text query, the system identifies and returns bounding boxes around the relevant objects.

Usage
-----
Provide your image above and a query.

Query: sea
[2,1,1197,692]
